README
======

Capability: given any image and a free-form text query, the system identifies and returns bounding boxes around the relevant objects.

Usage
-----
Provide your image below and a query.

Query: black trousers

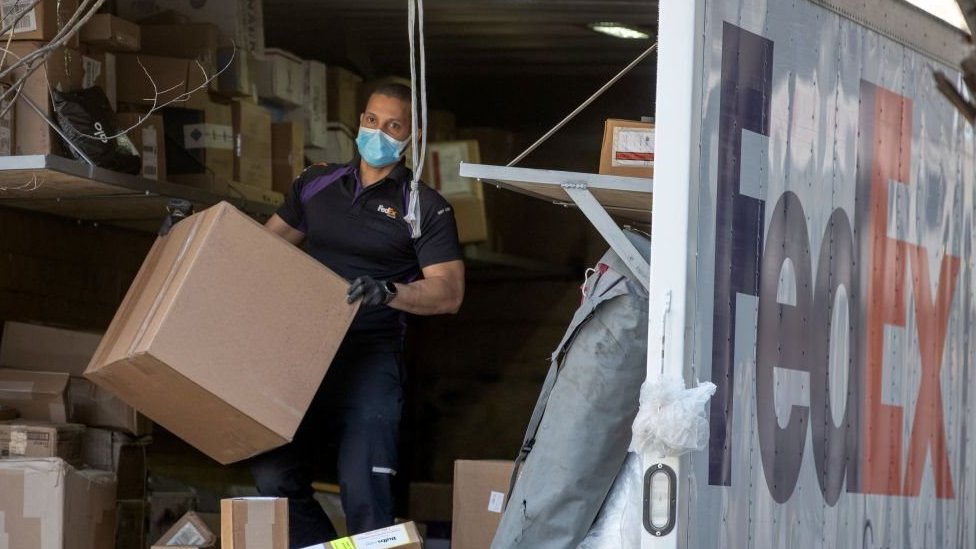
[250,344,403,549]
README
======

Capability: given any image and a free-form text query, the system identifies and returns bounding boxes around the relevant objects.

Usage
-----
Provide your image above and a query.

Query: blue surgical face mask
[356,127,410,168]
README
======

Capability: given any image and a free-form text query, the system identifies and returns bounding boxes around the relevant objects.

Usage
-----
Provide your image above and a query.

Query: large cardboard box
[220,497,288,549]
[327,66,363,131]
[598,118,655,179]
[0,458,116,549]
[217,46,258,98]
[233,100,272,188]
[2,42,83,155]
[84,202,358,464]
[163,102,235,181]
[0,421,84,465]
[116,54,210,111]
[81,48,117,111]
[81,427,149,500]
[117,0,265,54]
[1,321,101,375]
[322,521,423,549]
[80,13,141,52]
[255,48,304,107]
[139,23,219,79]
[155,510,217,547]
[0,321,151,435]
[285,59,327,148]
[0,368,70,422]
[0,0,79,43]
[452,460,515,549]
[116,112,167,181]
[271,121,304,194]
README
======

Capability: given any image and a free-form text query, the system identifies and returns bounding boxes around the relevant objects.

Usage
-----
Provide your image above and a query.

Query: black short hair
[371,83,412,103]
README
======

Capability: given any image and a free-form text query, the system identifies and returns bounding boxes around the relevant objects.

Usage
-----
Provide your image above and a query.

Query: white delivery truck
[466,0,976,547]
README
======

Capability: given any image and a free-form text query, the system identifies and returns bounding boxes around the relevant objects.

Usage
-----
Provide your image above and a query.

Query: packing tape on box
[245,499,277,547]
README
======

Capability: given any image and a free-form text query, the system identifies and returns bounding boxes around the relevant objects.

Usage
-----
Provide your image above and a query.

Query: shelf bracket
[562,184,650,291]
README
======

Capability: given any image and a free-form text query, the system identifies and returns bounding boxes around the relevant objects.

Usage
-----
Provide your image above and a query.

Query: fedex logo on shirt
[377,205,398,219]
[707,23,959,504]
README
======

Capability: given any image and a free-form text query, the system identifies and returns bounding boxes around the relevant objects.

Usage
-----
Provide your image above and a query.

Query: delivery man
[253,83,465,548]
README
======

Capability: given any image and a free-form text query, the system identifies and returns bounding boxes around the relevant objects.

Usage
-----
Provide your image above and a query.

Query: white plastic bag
[630,377,717,459]
[577,452,642,549]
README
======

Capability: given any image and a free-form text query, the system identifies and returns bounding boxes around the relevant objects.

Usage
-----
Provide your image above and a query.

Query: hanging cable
[405,0,428,238]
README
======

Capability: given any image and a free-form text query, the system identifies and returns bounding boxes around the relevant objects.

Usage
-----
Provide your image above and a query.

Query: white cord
[405,0,427,238]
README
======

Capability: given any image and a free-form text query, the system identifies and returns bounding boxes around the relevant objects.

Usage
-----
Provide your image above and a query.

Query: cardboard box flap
[0,368,70,395]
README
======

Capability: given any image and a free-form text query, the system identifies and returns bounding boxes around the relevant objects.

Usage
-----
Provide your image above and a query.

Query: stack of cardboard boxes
[0,321,151,548]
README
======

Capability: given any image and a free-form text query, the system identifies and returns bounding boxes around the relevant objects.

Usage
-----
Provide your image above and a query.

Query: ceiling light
[589,22,650,39]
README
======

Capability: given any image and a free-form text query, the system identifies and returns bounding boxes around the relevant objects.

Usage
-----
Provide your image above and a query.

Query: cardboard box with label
[272,121,304,194]
[285,59,327,148]
[233,100,272,188]
[117,0,265,54]
[0,458,116,549]
[139,22,219,79]
[84,202,359,464]
[327,66,363,131]
[82,47,118,111]
[116,112,167,181]
[163,102,235,181]
[256,48,304,107]
[452,460,515,549]
[221,497,288,549]
[155,510,218,547]
[80,13,141,52]
[0,368,70,422]
[598,118,655,178]
[0,421,84,465]
[0,321,152,436]
[81,427,150,500]
[0,0,79,43]
[116,54,210,111]
[2,42,83,155]
[149,490,198,545]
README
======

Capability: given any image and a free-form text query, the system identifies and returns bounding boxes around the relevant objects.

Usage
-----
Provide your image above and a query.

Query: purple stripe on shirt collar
[300,165,355,205]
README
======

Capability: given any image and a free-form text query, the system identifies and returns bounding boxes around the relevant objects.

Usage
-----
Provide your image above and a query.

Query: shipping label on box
[424,141,481,197]
[0,422,84,465]
[221,497,288,549]
[0,0,79,43]
[184,123,235,150]
[327,522,423,549]
[598,119,654,178]
[156,511,217,547]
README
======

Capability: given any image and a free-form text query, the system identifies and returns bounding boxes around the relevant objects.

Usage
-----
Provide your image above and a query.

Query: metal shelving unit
[0,155,279,232]
[459,162,653,289]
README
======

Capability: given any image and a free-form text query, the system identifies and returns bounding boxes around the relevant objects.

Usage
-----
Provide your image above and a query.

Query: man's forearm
[388,277,463,315]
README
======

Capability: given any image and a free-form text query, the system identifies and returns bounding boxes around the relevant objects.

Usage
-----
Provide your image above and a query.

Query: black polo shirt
[276,157,462,347]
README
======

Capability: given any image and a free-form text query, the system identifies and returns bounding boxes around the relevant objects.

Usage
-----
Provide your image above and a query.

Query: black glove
[347,275,397,305]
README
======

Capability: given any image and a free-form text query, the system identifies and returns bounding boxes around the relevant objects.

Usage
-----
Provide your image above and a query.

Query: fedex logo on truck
[707,23,959,504]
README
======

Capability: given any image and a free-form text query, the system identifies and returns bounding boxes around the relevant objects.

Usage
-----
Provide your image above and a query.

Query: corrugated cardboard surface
[233,100,273,189]
[598,118,655,179]
[452,460,515,549]
[85,202,359,464]
[116,54,209,110]
[0,321,102,376]
[116,112,167,182]
[0,458,116,549]
[327,66,363,131]
[1,0,79,43]
[80,13,140,52]
[2,42,83,155]
[256,49,304,107]
[271,122,304,195]
[0,368,70,423]
[0,421,84,465]
[221,497,288,549]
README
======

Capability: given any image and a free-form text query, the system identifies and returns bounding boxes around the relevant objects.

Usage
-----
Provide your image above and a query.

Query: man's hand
[347,276,396,305]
